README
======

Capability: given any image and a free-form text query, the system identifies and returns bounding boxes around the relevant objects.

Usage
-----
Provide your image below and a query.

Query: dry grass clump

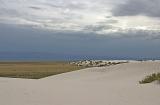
[139,73,160,84]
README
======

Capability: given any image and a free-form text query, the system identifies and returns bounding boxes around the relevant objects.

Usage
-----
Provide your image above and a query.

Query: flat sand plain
[0,61,160,105]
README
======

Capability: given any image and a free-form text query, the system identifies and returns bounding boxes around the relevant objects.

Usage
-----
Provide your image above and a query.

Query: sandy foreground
[0,61,160,105]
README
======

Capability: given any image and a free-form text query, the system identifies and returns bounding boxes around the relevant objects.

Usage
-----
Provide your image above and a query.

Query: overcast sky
[0,0,160,60]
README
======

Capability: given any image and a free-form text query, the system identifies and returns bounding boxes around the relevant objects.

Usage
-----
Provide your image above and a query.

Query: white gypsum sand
[0,61,160,105]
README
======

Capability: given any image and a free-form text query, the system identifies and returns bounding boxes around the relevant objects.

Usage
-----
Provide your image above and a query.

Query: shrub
[139,73,160,84]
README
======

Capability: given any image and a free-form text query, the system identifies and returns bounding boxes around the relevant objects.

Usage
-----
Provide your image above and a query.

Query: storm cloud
[112,0,160,18]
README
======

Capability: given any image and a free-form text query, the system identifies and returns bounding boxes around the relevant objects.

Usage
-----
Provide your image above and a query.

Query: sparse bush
[139,73,160,84]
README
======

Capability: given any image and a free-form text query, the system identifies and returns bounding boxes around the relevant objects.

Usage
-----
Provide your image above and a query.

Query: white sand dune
[0,61,160,105]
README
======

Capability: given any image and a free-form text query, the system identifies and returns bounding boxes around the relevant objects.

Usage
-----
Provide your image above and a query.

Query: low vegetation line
[0,62,84,79]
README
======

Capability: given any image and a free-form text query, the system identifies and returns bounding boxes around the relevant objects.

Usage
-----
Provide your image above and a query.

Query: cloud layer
[0,0,160,38]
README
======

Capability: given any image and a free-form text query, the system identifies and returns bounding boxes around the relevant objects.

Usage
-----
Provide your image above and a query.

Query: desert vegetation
[0,62,84,79]
[70,60,128,67]
[139,73,160,84]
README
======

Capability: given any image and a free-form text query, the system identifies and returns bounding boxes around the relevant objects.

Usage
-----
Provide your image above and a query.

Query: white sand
[0,61,160,105]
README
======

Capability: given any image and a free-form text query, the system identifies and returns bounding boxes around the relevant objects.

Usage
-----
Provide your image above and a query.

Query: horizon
[0,51,159,61]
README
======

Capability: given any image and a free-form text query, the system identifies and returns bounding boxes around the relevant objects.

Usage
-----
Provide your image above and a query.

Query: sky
[0,0,160,60]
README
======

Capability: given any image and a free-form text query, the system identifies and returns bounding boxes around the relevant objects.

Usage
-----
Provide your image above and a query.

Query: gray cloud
[99,18,118,24]
[29,6,43,10]
[84,24,113,32]
[83,18,118,33]
[47,2,88,10]
[110,29,160,40]
[112,0,160,17]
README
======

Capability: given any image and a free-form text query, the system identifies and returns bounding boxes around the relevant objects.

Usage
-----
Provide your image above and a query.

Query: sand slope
[0,61,160,105]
